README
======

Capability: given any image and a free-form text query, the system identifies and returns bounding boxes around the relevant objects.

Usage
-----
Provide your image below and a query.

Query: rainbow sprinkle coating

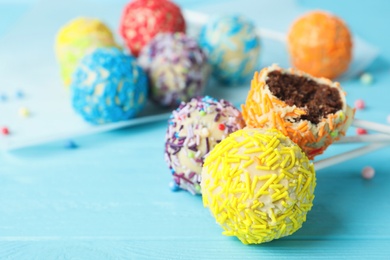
[242,65,355,159]
[201,128,316,244]
[71,47,148,124]
[138,32,209,107]
[199,15,260,84]
[55,17,118,86]
[165,96,245,195]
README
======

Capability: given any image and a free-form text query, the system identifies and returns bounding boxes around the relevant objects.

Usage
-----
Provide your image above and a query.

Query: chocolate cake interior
[266,71,342,124]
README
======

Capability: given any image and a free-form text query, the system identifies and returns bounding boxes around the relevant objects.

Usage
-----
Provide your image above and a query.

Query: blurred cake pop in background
[71,47,148,124]
[199,15,260,85]
[165,96,245,195]
[287,11,352,79]
[138,32,209,107]
[55,17,118,86]
[119,0,186,57]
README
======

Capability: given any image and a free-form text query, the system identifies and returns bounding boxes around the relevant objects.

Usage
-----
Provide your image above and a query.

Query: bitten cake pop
[199,15,260,84]
[287,11,352,79]
[201,128,316,244]
[165,96,245,195]
[55,17,118,86]
[138,32,209,107]
[71,47,148,124]
[242,65,354,159]
[119,0,186,57]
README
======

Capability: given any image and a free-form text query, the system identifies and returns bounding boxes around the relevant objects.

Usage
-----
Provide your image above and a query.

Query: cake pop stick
[352,119,390,135]
[336,134,390,144]
[314,143,389,171]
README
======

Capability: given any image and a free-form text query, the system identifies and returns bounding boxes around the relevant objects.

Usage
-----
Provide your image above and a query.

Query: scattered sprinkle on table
[16,90,24,98]
[169,181,180,192]
[0,93,7,102]
[356,128,368,135]
[354,99,365,110]
[19,107,30,117]
[360,72,373,85]
[362,166,375,179]
[64,140,78,149]
[1,127,10,135]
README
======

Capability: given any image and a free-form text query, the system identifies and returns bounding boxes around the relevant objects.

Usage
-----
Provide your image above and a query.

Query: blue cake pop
[71,47,148,124]
[199,15,260,85]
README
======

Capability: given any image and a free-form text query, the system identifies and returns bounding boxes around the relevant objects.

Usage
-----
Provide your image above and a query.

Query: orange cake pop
[287,11,352,79]
[242,65,355,159]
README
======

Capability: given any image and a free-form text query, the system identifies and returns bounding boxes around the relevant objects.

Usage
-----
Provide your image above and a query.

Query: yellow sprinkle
[243,159,254,168]
[255,174,277,198]
[256,165,271,171]
[19,107,30,117]
[244,147,264,154]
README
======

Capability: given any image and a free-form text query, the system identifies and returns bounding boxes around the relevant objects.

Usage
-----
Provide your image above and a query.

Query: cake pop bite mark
[361,166,375,179]
[287,11,352,79]
[119,0,186,57]
[0,93,7,102]
[64,140,78,149]
[201,128,316,244]
[242,64,354,159]
[165,96,245,195]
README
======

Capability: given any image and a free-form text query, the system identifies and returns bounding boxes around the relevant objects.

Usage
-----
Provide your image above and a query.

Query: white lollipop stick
[314,143,389,171]
[352,118,390,135]
[336,134,390,144]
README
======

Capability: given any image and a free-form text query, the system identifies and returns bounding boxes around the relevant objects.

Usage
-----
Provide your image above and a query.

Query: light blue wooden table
[1,0,390,259]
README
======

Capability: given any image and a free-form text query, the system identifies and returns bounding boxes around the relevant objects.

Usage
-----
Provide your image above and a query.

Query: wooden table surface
[1,0,390,259]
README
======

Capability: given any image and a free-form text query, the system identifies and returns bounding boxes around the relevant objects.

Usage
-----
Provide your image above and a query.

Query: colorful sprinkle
[242,65,354,160]
[1,127,10,135]
[64,140,78,149]
[194,184,201,193]
[0,93,7,102]
[201,128,210,137]
[169,181,181,192]
[199,111,206,116]
[360,73,373,85]
[354,99,365,110]
[16,90,24,99]
[18,107,30,117]
[218,124,226,131]
[356,128,367,135]
[361,166,375,179]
